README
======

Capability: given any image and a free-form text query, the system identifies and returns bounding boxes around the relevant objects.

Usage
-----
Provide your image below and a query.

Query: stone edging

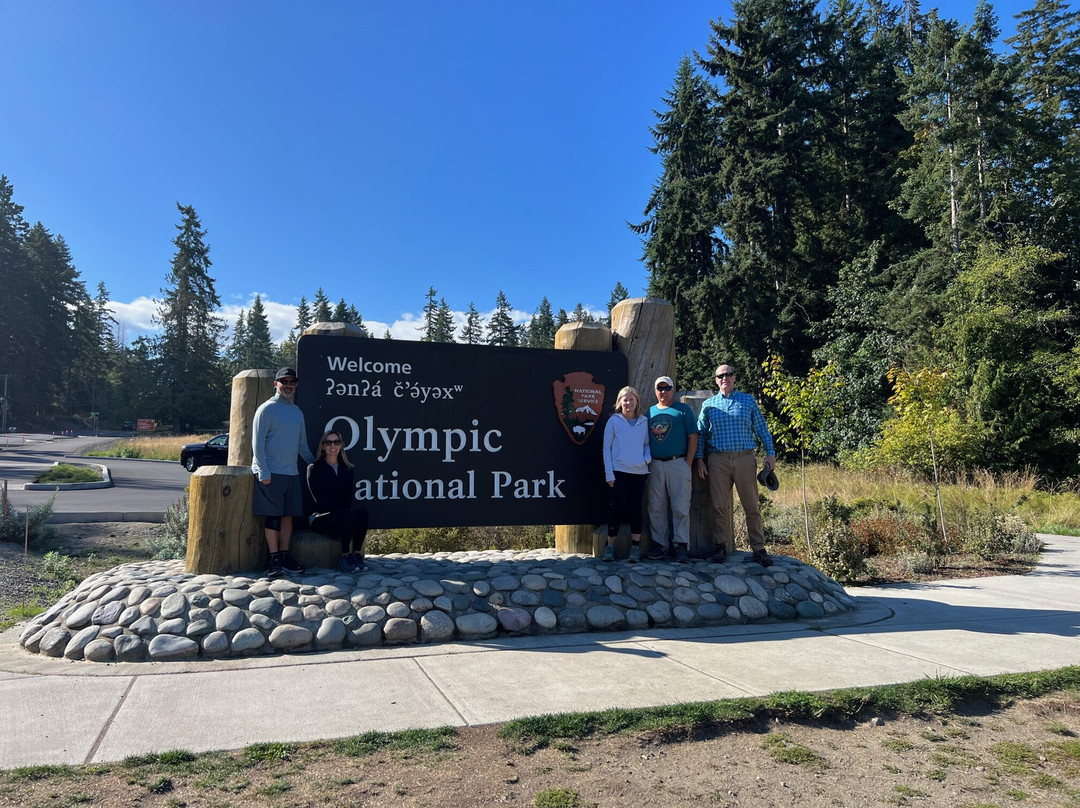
[18,549,857,663]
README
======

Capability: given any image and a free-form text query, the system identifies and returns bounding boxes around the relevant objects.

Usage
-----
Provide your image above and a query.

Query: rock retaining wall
[18,550,856,662]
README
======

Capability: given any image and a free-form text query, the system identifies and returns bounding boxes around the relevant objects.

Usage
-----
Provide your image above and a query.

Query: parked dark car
[180,433,229,472]
[121,420,133,432]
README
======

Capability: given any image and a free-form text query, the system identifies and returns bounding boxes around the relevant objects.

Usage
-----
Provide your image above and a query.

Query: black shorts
[252,474,304,517]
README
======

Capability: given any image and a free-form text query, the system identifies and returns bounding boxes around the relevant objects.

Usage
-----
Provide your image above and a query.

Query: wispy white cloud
[105,296,543,347]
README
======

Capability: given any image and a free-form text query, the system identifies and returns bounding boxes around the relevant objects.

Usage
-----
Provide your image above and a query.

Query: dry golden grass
[88,433,214,462]
[772,462,1080,536]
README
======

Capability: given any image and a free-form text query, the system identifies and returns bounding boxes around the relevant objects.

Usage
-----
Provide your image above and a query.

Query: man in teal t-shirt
[645,376,698,562]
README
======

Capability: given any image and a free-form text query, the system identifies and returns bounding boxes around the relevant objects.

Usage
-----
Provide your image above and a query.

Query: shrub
[958,506,1042,559]
[146,497,188,560]
[0,497,55,546]
[896,551,937,575]
[366,524,553,555]
[850,503,937,557]
[810,497,869,582]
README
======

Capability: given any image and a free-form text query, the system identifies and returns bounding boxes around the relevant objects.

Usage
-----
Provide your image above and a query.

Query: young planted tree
[762,354,842,549]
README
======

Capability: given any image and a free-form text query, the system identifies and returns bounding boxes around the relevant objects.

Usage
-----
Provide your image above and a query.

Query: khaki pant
[646,457,693,549]
[707,450,765,552]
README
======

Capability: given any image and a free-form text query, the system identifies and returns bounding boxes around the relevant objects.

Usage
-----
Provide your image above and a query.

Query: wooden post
[610,297,677,557]
[228,370,275,467]
[186,467,261,574]
[554,322,611,556]
[610,297,676,404]
[679,391,733,558]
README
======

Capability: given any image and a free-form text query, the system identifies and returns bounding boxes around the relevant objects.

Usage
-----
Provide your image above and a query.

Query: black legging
[309,507,369,555]
[608,471,647,537]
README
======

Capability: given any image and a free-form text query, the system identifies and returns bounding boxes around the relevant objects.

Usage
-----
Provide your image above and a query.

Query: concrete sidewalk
[1,535,1077,769]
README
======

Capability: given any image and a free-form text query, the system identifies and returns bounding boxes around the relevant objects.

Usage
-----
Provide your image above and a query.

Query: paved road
[0,434,191,522]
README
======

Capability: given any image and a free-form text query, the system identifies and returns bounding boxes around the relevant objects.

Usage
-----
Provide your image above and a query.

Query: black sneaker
[711,545,727,563]
[350,553,366,572]
[644,545,667,561]
[280,554,306,575]
[266,555,283,578]
[751,548,773,568]
[675,545,690,564]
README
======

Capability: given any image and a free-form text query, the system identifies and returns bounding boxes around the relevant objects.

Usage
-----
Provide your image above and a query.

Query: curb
[24,461,112,491]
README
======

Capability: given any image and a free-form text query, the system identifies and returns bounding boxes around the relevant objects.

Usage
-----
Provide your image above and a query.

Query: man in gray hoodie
[252,367,317,577]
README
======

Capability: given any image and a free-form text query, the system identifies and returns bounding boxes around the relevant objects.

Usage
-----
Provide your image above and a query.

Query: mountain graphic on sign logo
[553,371,605,446]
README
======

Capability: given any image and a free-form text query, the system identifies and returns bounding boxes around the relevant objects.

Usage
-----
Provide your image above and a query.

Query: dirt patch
[0,523,157,628]
[1,697,1079,806]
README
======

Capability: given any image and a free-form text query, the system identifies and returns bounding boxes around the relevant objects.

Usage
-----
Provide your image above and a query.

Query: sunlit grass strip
[333,727,458,757]
[86,434,213,462]
[497,666,1080,752]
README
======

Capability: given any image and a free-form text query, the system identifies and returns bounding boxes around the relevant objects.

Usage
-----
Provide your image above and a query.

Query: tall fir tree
[434,298,457,343]
[459,302,484,344]
[419,286,439,341]
[153,204,226,432]
[312,288,333,323]
[606,282,629,326]
[632,56,722,388]
[701,0,834,380]
[486,291,519,347]
[526,297,556,348]
[245,295,275,369]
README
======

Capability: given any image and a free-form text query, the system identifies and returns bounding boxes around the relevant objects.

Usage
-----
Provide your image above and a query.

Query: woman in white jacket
[602,386,651,562]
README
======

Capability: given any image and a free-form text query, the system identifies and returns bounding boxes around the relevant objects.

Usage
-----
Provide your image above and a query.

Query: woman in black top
[306,430,369,573]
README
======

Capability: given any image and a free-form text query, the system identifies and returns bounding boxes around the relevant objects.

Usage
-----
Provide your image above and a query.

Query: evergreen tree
[701,0,833,379]
[526,297,556,348]
[570,303,595,323]
[153,204,226,432]
[632,56,722,386]
[419,286,439,341]
[434,298,456,343]
[332,298,349,323]
[1006,0,1080,273]
[606,282,629,326]
[312,288,333,323]
[294,296,313,332]
[226,310,249,374]
[246,295,275,369]
[555,308,570,330]
[486,291,519,347]
[459,302,484,344]
[21,225,84,417]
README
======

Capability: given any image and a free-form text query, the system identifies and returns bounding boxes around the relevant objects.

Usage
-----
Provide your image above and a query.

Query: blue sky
[1,0,1034,343]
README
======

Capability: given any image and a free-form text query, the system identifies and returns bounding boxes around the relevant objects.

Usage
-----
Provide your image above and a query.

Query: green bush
[33,463,103,484]
[958,506,1042,559]
[145,497,188,560]
[0,497,55,546]
[810,497,869,582]
[365,524,553,555]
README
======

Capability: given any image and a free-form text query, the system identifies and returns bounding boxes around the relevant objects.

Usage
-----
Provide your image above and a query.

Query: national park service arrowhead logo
[553,371,605,445]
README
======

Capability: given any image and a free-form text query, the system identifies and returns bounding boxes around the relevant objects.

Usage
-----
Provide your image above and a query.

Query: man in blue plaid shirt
[693,363,776,566]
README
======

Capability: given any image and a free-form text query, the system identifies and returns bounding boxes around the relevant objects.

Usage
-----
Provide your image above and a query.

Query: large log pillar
[228,370,275,467]
[610,298,676,556]
[553,322,611,556]
[186,466,261,574]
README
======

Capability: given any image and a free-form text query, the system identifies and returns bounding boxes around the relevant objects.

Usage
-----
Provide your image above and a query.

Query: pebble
[16,549,856,663]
